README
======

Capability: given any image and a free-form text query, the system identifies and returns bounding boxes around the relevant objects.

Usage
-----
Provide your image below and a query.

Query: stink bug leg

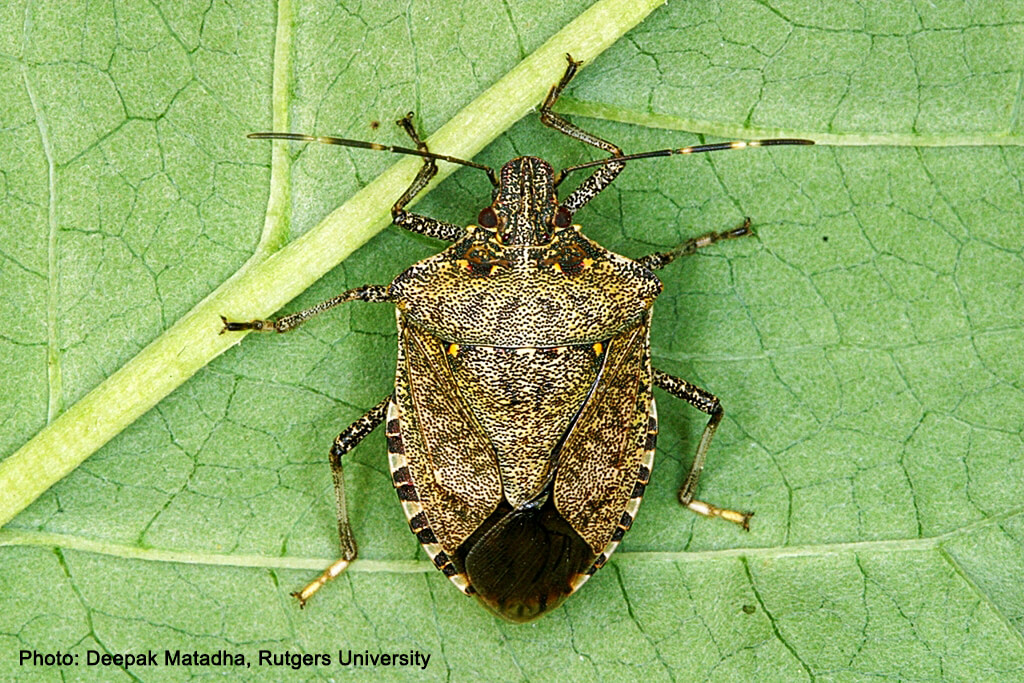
[389,112,467,242]
[293,397,389,606]
[538,54,625,216]
[652,370,753,528]
[637,217,754,272]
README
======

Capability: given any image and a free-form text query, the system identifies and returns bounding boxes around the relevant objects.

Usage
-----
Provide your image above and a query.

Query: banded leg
[293,396,391,606]
[541,54,625,215]
[653,369,752,529]
[637,218,754,271]
[219,285,390,334]
[390,113,465,242]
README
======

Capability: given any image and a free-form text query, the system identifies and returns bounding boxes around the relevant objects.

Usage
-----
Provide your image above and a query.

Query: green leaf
[2,0,1023,679]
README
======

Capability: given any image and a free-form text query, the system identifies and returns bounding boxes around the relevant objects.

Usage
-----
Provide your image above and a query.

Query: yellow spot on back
[593,342,604,356]
[447,343,460,356]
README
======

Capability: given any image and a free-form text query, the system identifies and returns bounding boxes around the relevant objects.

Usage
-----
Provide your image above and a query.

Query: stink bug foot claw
[219,315,276,333]
[738,510,754,531]
[727,217,754,239]
[707,218,755,246]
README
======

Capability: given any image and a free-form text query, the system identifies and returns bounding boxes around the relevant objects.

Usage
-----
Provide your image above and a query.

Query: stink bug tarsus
[222,55,812,622]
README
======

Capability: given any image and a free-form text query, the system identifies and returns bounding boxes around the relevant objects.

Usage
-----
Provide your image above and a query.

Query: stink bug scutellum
[222,55,812,623]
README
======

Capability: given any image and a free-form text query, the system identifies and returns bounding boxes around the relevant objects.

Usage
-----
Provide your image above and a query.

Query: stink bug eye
[478,206,498,227]
[223,53,811,622]
[554,205,572,228]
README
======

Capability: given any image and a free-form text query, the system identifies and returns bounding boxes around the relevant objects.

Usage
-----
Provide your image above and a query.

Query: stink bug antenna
[553,138,815,186]
[248,132,499,186]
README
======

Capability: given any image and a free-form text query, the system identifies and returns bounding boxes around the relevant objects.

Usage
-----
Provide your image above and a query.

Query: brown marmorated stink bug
[221,56,812,622]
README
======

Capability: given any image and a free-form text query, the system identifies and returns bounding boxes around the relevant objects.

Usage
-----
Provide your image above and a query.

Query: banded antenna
[248,132,814,188]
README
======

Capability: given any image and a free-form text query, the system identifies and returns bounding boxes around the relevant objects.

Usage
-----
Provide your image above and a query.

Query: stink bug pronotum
[222,55,812,622]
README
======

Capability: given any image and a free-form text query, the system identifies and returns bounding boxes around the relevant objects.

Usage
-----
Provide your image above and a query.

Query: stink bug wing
[461,488,598,622]
[446,343,603,508]
[555,315,655,553]
[392,314,503,552]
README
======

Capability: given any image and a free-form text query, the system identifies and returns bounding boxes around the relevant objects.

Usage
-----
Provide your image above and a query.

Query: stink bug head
[224,54,811,622]
[481,156,569,246]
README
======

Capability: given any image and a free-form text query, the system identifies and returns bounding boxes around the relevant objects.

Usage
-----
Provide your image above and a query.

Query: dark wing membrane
[395,317,503,553]
[460,491,597,623]
[554,317,652,553]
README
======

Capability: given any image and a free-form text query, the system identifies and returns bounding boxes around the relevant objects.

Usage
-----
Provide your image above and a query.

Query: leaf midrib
[4,505,1018,572]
